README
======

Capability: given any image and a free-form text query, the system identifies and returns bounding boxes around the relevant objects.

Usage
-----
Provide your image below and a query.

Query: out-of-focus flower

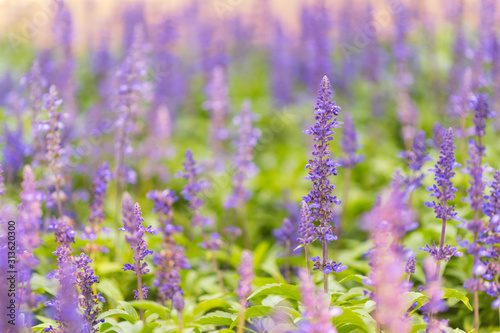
[203,66,230,169]
[297,201,316,246]
[296,269,340,333]
[44,85,67,208]
[469,93,496,155]
[399,130,430,191]
[225,100,260,209]
[148,188,189,303]
[340,113,363,168]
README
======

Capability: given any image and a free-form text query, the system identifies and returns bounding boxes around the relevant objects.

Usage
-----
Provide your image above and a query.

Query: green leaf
[443,289,473,311]
[118,301,140,321]
[98,309,138,323]
[194,310,235,326]
[402,291,427,314]
[97,279,124,308]
[35,315,56,324]
[32,323,56,333]
[193,298,230,317]
[337,274,367,284]
[409,324,427,333]
[248,283,300,301]
[128,300,170,320]
[333,307,375,333]
[99,322,113,333]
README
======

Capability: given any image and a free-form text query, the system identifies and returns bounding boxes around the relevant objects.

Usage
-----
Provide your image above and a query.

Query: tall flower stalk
[73,253,106,332]
[364,185,414,333]
[147,189,190,305]
[224,100,260,248]
[176,149,225,290]
[302,76,345,291]
[18,165,43,324]
[421,128,461,266]
[236,250,254,333]
[298,201,316,276]
[84,162,112,262]
[464,143,486,332]
[114,26,147,238]
[204,66,230,171]
[296,269,341,332]
[120,192,155,319]
[480,171,500,321]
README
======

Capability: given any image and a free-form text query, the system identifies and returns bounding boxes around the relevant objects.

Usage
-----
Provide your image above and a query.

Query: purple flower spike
[84,162,112,242]
[273,218,296,249]
[225,100,260,209]
[297,201,316,246]
[399,130,430,191]
[120,192,154,300]
[176,149,212,227]
[470,93,496,155]
[18,165,44,311]
[44,85,67,206]
[340,113,363,168]
[424,128,459,222]
[466,142,486,234]
[421,258,448,331]
[303,76,342,237]
[419,242,462,262]
[237,250,254,304]
[204,66,230,167]
[74,253,105,332]
[297,269,340,333]
[405,256,416,274]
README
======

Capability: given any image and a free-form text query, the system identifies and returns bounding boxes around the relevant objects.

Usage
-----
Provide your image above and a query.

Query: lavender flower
[84,163,112,242]
[18,165,44,314]
[399,130,430,191]
[237,250,254,303]
[422,128,461,262]
[203,66,229,168]
[115,26,148,188]
[296,269,340,333]
[225,100,260,209]
[303,76,343,290]
[340,113,363,168]
[421,258,448,331]
[175,149,212,227]
[236,250,254,333]
[303,76,341,236]
[405,256,416,275]
[297,201,316,246]
[74,253,105,332]
[466,142,486,235]
[120,192,155,300]
[44,247,82,333]
[470,93,496,155]
[364,184,413,332]
[148,189,190,303]
[270,22,294,107]
[273,218,295,249]
[44,85,67,210]
[465,141,487,332]
[2,127,27,177]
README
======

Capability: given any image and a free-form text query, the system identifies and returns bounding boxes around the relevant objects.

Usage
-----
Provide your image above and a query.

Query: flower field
[1,0,500,332]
